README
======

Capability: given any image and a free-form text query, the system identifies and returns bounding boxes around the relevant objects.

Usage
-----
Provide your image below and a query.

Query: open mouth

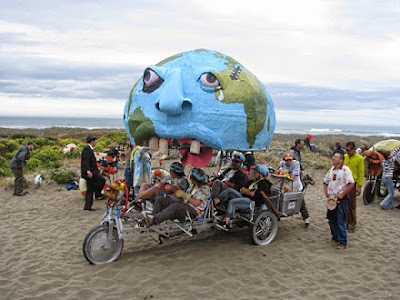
[148,137,213,168]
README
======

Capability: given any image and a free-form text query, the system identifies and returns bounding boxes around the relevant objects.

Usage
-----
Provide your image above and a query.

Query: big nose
[155,69,191,116]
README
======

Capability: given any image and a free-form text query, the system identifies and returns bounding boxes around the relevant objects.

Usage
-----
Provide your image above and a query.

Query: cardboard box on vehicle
[270,174,294,191]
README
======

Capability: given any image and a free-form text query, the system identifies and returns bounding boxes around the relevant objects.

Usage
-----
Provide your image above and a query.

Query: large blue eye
[199,72,220,88]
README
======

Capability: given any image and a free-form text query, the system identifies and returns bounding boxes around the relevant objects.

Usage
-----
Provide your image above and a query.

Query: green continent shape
[213,51,241,69]
[215,70,267,148]
[128,107,156,145]
[156,53,183,67]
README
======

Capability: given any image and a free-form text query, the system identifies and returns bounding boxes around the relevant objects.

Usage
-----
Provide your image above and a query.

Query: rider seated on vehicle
[135,162,189,203]
[211,152,249,206]
[216,164,272,231]
[141,168,210,227]
[277,152,302,191]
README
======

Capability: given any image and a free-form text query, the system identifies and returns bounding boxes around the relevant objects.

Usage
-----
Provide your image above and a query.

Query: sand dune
[1,167,400,299]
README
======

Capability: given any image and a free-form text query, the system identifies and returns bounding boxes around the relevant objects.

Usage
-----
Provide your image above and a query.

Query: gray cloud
[268,83,400,111]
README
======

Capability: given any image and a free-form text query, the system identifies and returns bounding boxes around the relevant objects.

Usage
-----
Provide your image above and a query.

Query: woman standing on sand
[379,146,400,210]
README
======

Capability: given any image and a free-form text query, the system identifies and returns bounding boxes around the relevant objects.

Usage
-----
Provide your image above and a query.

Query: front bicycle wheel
[83,225,124,265]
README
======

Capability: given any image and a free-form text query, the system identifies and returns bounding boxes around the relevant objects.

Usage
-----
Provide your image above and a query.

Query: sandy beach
[1,135,400,299]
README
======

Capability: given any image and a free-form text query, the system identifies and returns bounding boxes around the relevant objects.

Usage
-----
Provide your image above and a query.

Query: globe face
[124,49,275,166]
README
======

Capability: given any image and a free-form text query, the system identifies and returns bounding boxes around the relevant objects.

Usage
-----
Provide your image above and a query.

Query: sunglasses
[232,159,242,163]
[284,159,292,162]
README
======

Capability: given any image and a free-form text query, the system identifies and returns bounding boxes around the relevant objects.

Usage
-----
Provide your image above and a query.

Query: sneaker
[337,244,346,250]
[304,217,310,227]
[141,211,153,227]
[215,221,230,232]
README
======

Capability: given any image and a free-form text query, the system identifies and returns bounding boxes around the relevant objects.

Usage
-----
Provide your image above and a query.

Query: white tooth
[159,138,169,155]
[218,89,224,101]
[149,137,159,151]
[190,140,201,155]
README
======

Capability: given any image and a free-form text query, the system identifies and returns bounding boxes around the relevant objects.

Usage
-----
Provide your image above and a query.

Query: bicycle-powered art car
[362,139,400,204]
[83,49,283,264]
[82,175,304,265]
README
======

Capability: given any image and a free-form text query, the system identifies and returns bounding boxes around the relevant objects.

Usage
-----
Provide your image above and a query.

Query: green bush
[106,131,127,146]
[0,140,20,158]
[50,169,77,183]
[30,137,57,147]
[25,146,62,172]
[0,156,11,177]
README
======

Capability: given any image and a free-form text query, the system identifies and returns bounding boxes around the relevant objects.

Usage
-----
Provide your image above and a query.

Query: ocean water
[0,116,399,137]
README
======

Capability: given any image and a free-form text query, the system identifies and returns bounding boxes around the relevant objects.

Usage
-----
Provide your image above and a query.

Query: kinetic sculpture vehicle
[362,139,400,204]
[83,49,289,264]
[82,176,304,265]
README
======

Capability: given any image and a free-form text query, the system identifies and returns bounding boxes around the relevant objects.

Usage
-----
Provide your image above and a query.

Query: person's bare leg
[136,186,160,202]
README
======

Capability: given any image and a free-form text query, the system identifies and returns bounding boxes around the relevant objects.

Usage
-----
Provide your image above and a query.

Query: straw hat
[327,195,338,210]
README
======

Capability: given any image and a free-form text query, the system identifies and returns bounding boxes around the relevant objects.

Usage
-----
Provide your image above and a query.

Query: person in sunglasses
[277,152,310,227]
[211,152,249,206]
[216,164,272,231]
[277,153,302,191]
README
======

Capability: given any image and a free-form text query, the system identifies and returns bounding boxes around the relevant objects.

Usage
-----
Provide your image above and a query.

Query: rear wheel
[250,211,278,246]
[83,225,124,265]
[363,181,375,205]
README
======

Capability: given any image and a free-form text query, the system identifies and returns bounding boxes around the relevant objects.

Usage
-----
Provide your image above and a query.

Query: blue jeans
[226,197,251,218]
[380,176,394,210]
[220,188,242,205]
[328,204,347,246]
[124,168,133,191]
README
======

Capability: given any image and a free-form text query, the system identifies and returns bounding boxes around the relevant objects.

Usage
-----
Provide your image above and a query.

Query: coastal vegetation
[0,128,388,181]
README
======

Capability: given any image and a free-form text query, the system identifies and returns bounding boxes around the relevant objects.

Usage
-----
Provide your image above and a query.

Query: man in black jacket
[81,135,106,211]
[211,152,249,205]
[9,141,34,196]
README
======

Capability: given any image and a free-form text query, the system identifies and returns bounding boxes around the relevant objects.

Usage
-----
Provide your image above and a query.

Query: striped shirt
[382,146,400,178]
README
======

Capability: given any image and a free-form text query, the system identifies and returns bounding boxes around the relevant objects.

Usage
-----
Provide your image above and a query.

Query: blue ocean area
[0,116,399,137]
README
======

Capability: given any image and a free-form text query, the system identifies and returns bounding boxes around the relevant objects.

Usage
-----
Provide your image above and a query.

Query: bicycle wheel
[83,225,124,265]
[362,180,375,205]
[249,210,278,246]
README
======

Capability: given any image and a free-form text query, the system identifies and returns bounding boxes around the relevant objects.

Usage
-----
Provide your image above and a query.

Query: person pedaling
[215,164,272,231]
[133,162,189,207]
[141,168,210,227]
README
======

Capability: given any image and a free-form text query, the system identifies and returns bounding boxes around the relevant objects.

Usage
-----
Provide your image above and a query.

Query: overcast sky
[0,0,399,126]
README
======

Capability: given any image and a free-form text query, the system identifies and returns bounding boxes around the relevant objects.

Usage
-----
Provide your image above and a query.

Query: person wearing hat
[9,141,35,196]
[211,151,249,205]
[141,168,210,227]
[278,153,302,190]
[323,151,354,250]
[216,164,272,231]
[81,135,106,211]
[277,152,310,227]
[135,161,189,203]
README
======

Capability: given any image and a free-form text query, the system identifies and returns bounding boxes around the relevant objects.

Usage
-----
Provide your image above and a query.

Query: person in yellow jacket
[344,142,364,232]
